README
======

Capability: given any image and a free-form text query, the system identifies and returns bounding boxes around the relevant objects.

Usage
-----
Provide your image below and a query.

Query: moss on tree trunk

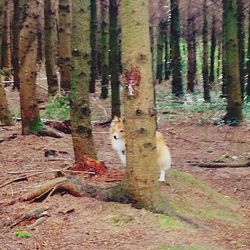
[236,0,245,99]
[223,0,242,121]
[71,0,97,161]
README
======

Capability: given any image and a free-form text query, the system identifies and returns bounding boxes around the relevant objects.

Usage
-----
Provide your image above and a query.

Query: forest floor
[0,81,250,250]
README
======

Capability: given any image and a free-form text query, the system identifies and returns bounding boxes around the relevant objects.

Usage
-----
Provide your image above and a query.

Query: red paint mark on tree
[123,65,141,97]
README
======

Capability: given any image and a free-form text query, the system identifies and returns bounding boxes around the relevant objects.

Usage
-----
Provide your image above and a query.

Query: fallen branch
[191,160,250,168]
[0,133,18,143]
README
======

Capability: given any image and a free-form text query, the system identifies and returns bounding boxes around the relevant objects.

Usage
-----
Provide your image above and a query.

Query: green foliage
[14,231,32,238]
[157,214,181,228]
[42,95,70,120]
[106,214,134,226]
[243,100,250,126]
[29,119,43,134]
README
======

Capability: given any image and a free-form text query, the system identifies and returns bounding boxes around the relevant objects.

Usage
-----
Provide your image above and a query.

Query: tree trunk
[247,5,250,98]
[170,0,183,97]
[109,0,120,118]
[12,0,24,90]
[100,0,109,99]
[156,21,164,83]
[236,0,245,100]
[0,1,12,125]
[44,0,58,96]
[223,0,242,121]
[1,0,12,69]
[19,0,41,135]
[89,0,98,93]
[71,0,97,161]
[120,0,162,208]
[209,15,216,85]
[187,1,196,93]
[164,21,170,81]
[202,0,210,102]
[58,0,72,94]
[150,25,158,83]
[217,39,222,80]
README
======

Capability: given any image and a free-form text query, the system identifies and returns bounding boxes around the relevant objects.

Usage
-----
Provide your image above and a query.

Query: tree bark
[89,0,98,93]
[236,0,245,100]
[18,0,41,135]
[156,21,164,83]
[223,0,242,121]
[109,0,121,118]
[187,0,196,93]
[247,4,250,98]
[170,0,183,97]
[44,0,58,96]
[1,0,12,69]
[209,15,216,85]
[100,0,109,99]
[12,0,24,90]
[58,0,72,94]
[202,0,210,102]
[120,0,162,208]
[71,0,97,161]
[164,21,170,81]
[0,0,12,125]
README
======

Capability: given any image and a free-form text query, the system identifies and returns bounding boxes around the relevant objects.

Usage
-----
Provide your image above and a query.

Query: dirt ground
[0,83,250,250]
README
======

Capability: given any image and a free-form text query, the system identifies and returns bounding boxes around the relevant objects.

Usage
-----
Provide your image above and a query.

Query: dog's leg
[158,169,165,182]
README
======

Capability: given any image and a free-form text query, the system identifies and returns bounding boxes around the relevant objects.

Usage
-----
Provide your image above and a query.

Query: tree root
[191,160,250,168]
[1,176,209,230]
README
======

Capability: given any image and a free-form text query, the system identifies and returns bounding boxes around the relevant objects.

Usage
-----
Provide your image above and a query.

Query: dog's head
[110,116,125,140]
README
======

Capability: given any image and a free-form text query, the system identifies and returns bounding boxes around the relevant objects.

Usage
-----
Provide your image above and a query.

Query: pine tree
[170,0,183,96]
[44,0,58,96]
[71,0,97,161]
[223,0,242,122]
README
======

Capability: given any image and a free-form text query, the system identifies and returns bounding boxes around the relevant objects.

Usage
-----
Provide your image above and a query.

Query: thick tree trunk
[150,25,158,83]
[202,0,210,102]
[44,0,58,96]
[209,15,216,85]
[217,39,222,80]
[12,0,24,90]
[120,0,162,208]
[71,0,97,161]
[236,0,245,100]
[223,0,242,121]
[1,0,12,69]
[156,21,164,83]
[0,2,12,126]
[247,5,250,98]
[19,0,41,135]
[89,0,98,93]
[187,1,196,93]
[164,21,170,81]
[170,0,183,97]
[58,0,72,94]
[109,0,121,118]
[100,0,109,99]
